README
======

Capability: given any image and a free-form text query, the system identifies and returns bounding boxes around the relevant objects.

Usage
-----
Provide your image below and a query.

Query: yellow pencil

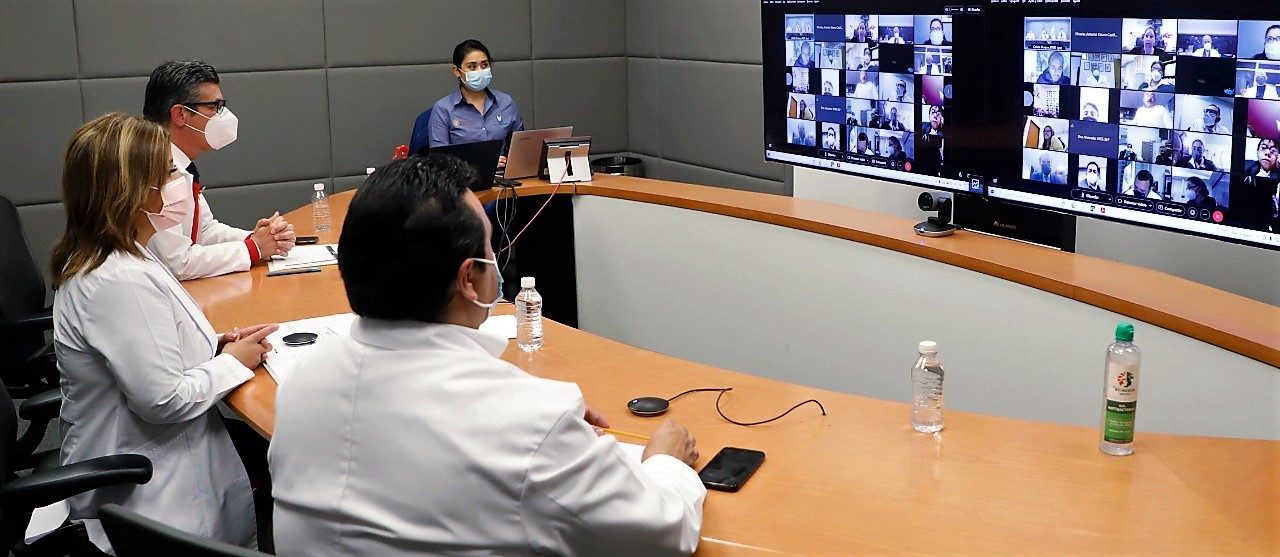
[602,428,650,442]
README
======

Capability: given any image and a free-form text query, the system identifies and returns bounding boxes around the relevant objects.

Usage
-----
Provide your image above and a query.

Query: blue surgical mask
[461,68,493,92]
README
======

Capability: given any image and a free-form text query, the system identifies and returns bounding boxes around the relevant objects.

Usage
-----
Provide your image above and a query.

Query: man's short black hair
[1135,169,1154,184]
[452,39,492,68]
[339,154,485,323]
[143,60,220,123]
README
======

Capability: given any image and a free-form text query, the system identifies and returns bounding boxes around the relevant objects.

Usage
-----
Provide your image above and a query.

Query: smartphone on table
[698,447,765,492]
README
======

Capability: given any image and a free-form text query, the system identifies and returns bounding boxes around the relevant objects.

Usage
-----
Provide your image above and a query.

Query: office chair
[0,194,58,399]
[98,504,267,557]
[0,383,152,556]
[409,107,433,155]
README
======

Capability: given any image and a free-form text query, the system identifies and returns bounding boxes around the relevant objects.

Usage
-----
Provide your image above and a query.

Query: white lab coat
[1242,84,1280,100]
[53,245,257,554]
[269,318,706,556]
[147,143,254,280]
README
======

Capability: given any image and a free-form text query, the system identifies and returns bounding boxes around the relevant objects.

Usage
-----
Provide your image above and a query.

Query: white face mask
[143,173,194,232]
[468,257,502,317]
[1267,42,1280,60]
[930,30,944,45]
[184,106,238,150]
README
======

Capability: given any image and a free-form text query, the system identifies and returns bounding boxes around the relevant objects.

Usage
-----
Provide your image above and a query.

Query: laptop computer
[418,139,503,191]
[503,126,573,179]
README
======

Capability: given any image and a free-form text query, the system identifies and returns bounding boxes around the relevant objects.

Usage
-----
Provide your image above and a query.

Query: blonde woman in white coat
[50,112,277,554]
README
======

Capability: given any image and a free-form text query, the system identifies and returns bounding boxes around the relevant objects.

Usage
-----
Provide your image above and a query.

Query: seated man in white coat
[142,60,296,280]
[269,154,707,556]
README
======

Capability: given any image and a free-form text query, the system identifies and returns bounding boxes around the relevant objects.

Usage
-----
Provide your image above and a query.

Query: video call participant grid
[1019,16,1280,229]
[782,13,953,173]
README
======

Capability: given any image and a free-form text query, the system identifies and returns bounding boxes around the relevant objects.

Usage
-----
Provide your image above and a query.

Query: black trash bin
[590,156,644,177]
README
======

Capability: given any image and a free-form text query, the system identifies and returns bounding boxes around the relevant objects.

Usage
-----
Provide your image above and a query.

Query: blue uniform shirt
[427,88,524,152]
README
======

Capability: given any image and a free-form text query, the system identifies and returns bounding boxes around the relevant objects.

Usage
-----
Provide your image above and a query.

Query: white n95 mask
[185,106,239,150]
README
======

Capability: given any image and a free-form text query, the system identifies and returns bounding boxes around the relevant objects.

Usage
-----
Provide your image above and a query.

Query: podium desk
[184,175,1278,555]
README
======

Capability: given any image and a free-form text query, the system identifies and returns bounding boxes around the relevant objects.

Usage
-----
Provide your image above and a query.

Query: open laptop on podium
[503,127,573,180]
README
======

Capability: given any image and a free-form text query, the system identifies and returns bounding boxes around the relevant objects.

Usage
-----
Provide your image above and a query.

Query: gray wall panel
[334,174,368,193]
[0,1,78,81]
[625,0,658,58]
[532,58,627,153]
[653,0,762,64]
[324,0,532,68]
[80,77,147,121]
[626,58,661,156]
[656,60,782,181]
[202,180,329,232]
[531,0,626,59]
[74,0,325,78]
[16,203,66,288]
[328,62,535,176]
[626,1,779,192]
[0,81,84,205]
[328,65,447,176]
[647,156,787,196]
[193,70,332,189]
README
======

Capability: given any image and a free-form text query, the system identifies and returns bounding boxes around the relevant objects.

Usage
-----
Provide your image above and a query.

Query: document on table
[264,313,517,384]
[267,244,338,272]
[263,313,356,384]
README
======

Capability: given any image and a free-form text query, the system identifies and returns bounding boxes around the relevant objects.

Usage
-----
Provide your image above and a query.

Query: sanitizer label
[1104,362,1139,444]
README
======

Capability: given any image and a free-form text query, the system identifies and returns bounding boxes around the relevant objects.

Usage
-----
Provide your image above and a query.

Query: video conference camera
[914,192,958,237]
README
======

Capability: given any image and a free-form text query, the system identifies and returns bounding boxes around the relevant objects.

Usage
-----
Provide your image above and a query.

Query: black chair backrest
[0,383,17,480]
[0,194,47,324]
[98,504,266,557]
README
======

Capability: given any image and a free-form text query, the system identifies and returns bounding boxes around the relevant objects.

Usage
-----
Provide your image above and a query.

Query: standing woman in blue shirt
[420,39,524,165]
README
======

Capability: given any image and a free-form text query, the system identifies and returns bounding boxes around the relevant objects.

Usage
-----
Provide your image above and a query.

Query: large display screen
[762,0,1280,250]
[989,11,1280,248]
[762,1,990,194]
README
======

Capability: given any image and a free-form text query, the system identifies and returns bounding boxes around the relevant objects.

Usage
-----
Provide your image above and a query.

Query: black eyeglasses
[183,99,228,113]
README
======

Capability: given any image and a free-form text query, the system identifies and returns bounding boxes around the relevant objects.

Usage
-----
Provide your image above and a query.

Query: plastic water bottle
[911,341,945,433]
[515,277,543,352]
[1100,323,1141,456]
[312,183,331,232]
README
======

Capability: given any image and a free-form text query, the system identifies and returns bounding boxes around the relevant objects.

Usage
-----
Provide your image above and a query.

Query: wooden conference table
[185,175,1278,555]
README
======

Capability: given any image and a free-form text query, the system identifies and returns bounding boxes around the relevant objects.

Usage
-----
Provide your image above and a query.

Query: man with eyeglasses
[1235,139,1280,228]
[925,17,951,46]
[1187,104,1229,134]
[1248,138,1280,180]
[1250,24,1280,61]
[143,60,296,281]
